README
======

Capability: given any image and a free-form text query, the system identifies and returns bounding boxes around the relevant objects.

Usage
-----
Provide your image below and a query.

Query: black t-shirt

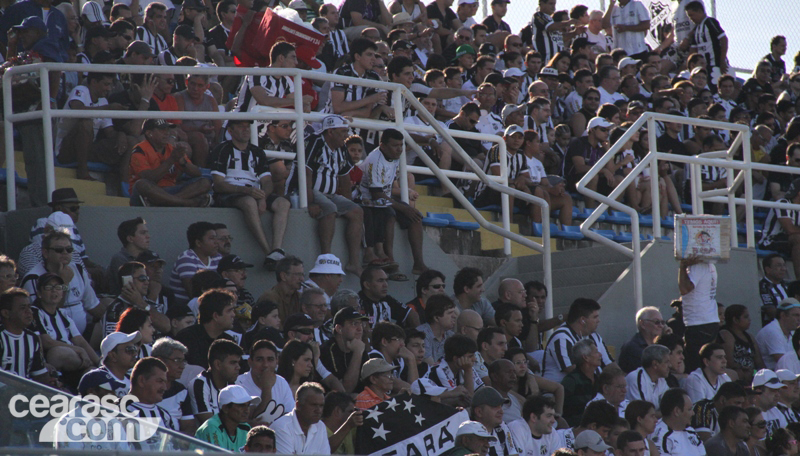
[426,3,457,49]
[320,339,369,382]
[564,136,606,186]
[339,0,382,28]
[656,133,690,157]
[175,323,235,369]
[205,24,231,59]
[447,121,484,159]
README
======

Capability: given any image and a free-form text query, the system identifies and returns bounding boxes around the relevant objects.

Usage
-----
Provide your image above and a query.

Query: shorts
[311,189,359,218]
[215,191,284,211]
[130,176,208,206]
[473,189,529,211]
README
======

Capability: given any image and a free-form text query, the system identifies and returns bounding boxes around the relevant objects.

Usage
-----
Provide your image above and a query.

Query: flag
[355,393,470,456]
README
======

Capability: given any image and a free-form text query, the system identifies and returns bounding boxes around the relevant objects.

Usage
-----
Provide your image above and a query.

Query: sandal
[387,272,409,282]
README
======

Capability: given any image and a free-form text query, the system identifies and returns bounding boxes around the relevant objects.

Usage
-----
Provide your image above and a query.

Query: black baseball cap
[333,307,369,326]
[478,43,497,56]
[166,303,194,320]
[135,250,166,264]
[284,313,314,332]
[142,118,177,132]
[391,39,413,51]
[218,254,254,272]
[174,24,200,41]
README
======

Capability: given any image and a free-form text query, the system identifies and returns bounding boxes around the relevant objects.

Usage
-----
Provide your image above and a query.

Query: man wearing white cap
[448,421,497,456]
[564,116,615,208]
[574,429,613,456]
[195,384,260,451]
[304,253,345,305]
[774,369,800,428]
[288,114,363,275]
[751,369,785,438]
[90,330,142,397]
[271,382,330,454]
[618,57,639,77]
[18,211,78,277]
[455,0,478,28]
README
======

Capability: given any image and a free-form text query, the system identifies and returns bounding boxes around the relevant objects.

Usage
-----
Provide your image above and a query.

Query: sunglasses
[42,285,68,292]
[292,328,313,335]
[428,284,446,290]
[119,345,139,354]
[135,275,150,282]
[48,246,74,254]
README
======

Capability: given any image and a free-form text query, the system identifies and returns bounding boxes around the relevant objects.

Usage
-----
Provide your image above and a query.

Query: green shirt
[195,413,251,452]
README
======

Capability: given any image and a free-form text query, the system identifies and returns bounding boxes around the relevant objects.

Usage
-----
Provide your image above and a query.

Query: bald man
[457,309,484,342]
[493,279,538,351]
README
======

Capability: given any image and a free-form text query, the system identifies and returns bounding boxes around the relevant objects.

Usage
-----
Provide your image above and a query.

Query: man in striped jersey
[127,356,176,447]
[651,388,706,456]
[233,41,300,116]
[759,177,800,279]
[190,338,242,425]
[680,1,728,83]
[153,337,197,434]
[93,330,142,397]
[530,0,580,64]
[135,2,169,55]
[320,4,349,65]
[690,381,746,441]
[760,254,789,326]
[0,288,49,382]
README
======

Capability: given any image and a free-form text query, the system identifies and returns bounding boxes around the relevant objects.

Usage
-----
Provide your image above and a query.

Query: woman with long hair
[746,406,768,456]
[624,400,661,456]
[277,340,316,396]
[504,347,564,416]
[718,304,764,384]
[547,51,571,74]
[117,307,154,358]
[767,428,799,456]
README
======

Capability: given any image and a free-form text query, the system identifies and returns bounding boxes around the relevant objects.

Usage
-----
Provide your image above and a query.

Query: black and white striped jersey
[126,402,176,431]
[233,74,294,113]
[302,133,354,195]
[328,29,349,61]
[159,381,194,430]
[189,369,223,416]
[474,145,529,199]
[690,17,727,70]
[0,326,48,379]
[700,165,727,183]
[324,64,381,114]
[31,305,80,344]
[531,11,562,64]
[759,198,800,248]
[209,140,272,188]
[135,26,169,55]
[759,277,788,309]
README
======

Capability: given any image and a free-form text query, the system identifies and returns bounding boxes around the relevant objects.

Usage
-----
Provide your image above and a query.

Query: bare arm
[330,89,384,116]
[535,375,564,415]
[342,339,365,393]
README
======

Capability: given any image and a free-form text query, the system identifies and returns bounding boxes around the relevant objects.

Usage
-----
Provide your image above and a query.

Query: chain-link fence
[481,0,797,76]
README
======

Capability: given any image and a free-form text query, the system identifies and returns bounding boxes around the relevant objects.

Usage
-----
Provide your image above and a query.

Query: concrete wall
[599,239,761,352]
[0,207,461,303]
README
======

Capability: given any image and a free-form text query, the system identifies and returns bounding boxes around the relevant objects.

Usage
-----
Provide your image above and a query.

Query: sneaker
[264,248,286,270]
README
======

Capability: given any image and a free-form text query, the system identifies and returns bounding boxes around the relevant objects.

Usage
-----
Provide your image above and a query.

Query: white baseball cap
[218,385,261,407]
[575,430,613,452]
[456,421,497,440]
[503,67,524,78]
[504,125,524,137]
[101,331,142,360]
[321,114,350,131]
[309,253,345,275]
[501,103,525,123]
[457,0,478,5]
[753,369,786,389]
[617,57,639,69]
[82,1,109,25]
[586,116,614,132]
[776,369,800,382]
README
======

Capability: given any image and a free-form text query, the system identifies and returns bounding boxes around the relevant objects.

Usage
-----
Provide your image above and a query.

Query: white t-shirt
[777,350,800,374]
[651,420,706,456]
[682,262,719,327]
[55,85,113,155]
[584,29,612,52]
[356,147,399,205]
[762,406,784,438]
[525,155,547,185]
[271,410,331,455]
[757,319,794,371]
[625,367,669,409]
[23,262,100,335]
[598,85,626,106]
[477,110,505,152]
[236,371,295,424]
[608,0,650,55]
[507,418,560,456]
[683,368,731,403]
[564,90,583,117]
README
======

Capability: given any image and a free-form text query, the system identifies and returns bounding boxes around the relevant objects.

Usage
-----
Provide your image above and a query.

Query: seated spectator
[116,307,155,359]
[452,267,496,325]
[93,331,142,397]
[242,425,277,453]
[126,357,174,445]
[242,301,283,352]
[778,330,800,374]
[189,338,243,425]
[304,254,345,305]
[624,400,660,455]
[589,367,629,418]
[507,395,560,456]
[359,265,415,329]
[651,388,706,456]
[271,382,330,454]
[564,117,616,208]
[18,211,81,279]
[165,303,195,339]
[543,298,611,382]
[756,298,800,371]
[504,347,564,414]
[691,381,747,442]
[751,369,784,439]
[555,400,617,452]
[236,339,294,425]
[103,261,168,337]
[766,427,800,456]
[573,429,613,456]
[152,337,197,434]
[322,392,362,454]
[426,334,483,407]
[54,72,126,180]
[495,303,524,349]
[259,256,304,322]
[368,321,418,389]
[775,369,800,427]
[476,327,507,385]
[619,306,668,373]
[561,338,602,426]
[684,342,733,403]
[760,254,790,326]
[615,430,648,456]
[320,308,369,393]
[0,288,50,383]
[194,384,258,451]
[209,119,290,268]
[520,130,573,227]
[169,222,221,304]
[278,339,319,397]
[218,255,256,322]
[129,119,212,207]
[21,230,103,335]
[355,358,396,408]
[107,217,151,294]
[656,333,688,387]
[0,256,17,293]
[175,289,236,369]
[300,288,330,345]
[625,344,670,409]
[30,272,99,374]
[405,328,431,379]
[417,294,458,363]
[468,387,518,456]
[487,359,524,423]
[719,304,764,384]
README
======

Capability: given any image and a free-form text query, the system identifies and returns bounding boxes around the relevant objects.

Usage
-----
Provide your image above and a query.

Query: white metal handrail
[3,62,553,318]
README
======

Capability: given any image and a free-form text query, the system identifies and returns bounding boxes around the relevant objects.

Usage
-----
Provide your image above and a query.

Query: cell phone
[122,275,133,287]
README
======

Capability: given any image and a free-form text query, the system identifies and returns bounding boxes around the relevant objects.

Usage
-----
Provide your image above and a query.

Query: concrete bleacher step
[416,195,454,209]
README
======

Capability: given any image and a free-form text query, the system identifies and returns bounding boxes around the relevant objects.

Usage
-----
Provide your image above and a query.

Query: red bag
[226,6,325,68]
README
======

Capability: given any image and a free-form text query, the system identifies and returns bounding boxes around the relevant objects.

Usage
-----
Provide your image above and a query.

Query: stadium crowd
[3,0,800,453]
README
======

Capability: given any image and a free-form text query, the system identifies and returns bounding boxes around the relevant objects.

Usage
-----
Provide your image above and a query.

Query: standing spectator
[209,119,290,268]
[175,290,236,369]
[271,382,330,454]
[320,4,349,64]
[760,254,790,326]
[619,306,668,373]
[561,339,602,426]
[194,385,258,451]
[756,298,800,371]
[531,0,577,63]
[625,344,671,409]
[259,256,304,322]
[651,388,706,455]
[683,343,732,403]
[339,0,391,39]
[205,0,235,68]
[174,74,220,168]
[169,221,221,303]
[0,289,49,383]
[189,339,243,425]
[764,36,787,84]
[718,305,764,384]
[679,255,720,372]
[481,0,510,34]
[602,0,650,60]
[680,1,728,83]
[136,2,169,54]
[425,0,460,51]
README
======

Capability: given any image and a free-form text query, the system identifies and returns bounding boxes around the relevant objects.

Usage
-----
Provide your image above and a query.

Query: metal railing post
[647,117,661,237]
[393,88,409,204]
[743,130,755,248]
[725,149,737,248]
[3,69,16,210]
[499,136,511,256]
[293,73,308,208]
[39,68,55,201]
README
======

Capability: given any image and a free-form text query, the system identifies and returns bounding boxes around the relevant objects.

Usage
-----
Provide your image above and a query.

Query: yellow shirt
[326,425,356,454]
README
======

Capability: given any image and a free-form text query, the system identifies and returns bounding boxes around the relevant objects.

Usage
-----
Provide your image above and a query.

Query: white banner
[369,409,470,456]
